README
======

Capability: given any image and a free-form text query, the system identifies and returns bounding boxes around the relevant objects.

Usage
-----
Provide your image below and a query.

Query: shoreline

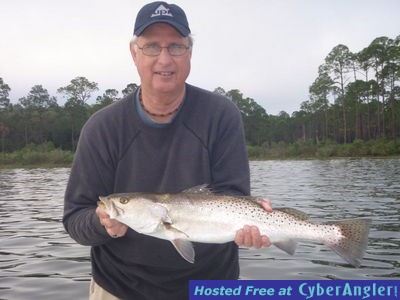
[1,155,399,169]
[1,139,399,169]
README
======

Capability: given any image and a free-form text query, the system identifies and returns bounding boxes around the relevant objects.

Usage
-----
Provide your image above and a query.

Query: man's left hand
[234,199,272,248]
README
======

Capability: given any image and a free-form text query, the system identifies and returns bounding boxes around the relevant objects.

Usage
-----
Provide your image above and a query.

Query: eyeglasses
[136,43,191,57]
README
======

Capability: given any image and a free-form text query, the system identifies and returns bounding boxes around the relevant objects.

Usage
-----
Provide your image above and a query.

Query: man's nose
[157,47,174,64]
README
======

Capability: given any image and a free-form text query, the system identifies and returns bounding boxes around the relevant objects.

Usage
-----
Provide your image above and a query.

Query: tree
[96,89,119,107]
[226,89,255,119]
[345,80,370,140]
[18,85,57,145]
[57,76,98,105]
[366,36,394,138]
[0,78,11,152]
[226,89,269,145]
[122,83,139,97]
[64,98,88,151]
[291,109,307,142]
[268,112,291,143]
[380,36,400,139]
[0,124,10,154]
[19,85,57,110]
[309,70,334,141]
[213,87,226,96]
[324,44,353,143]
[244,97,269,145]
[0,78,11,111]
[58,77,98,151]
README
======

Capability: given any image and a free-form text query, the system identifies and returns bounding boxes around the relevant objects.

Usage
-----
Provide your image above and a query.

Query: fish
[98,185,371,267]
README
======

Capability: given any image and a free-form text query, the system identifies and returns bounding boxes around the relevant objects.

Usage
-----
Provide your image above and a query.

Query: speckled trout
[98,185,370,267]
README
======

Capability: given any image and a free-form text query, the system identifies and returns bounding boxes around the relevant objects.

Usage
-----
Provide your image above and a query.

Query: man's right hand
[96,207,128,239]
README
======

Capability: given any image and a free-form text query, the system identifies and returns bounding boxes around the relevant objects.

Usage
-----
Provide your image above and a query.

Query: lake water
[0,159,399,299]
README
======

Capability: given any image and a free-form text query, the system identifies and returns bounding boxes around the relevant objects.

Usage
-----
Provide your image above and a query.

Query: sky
[1,0,399,115]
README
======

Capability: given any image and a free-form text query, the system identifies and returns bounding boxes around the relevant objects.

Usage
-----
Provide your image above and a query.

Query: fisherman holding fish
[63,2,272,299]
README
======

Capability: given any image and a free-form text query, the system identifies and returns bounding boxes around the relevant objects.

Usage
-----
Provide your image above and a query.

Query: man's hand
[235,199,272,248]
[96,207,128,238]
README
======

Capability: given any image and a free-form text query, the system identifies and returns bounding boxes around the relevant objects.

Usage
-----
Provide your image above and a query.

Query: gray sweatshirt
[63,84,250,299]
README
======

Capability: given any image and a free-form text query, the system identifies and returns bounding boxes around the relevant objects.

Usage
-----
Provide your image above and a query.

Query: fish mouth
[98,196,109,209]
[97,196,121,218]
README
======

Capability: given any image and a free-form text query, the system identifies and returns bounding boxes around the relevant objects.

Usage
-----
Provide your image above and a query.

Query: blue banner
[189,280,399,300]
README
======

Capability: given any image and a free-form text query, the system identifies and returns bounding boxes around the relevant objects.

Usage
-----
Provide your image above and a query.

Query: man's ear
[130,42,138,66]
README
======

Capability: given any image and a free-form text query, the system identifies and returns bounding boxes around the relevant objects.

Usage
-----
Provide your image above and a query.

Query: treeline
[0,76,138,153]
[218,35,400,147]
[0,35,399,161]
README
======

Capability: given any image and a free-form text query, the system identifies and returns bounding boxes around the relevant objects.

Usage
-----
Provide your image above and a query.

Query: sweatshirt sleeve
[209,100,251,196]
[62,113,117,246]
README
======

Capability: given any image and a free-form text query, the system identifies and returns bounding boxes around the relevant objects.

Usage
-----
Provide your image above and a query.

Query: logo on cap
[151,5,173,17]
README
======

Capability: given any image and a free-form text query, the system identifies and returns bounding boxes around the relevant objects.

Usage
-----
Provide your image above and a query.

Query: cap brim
[134,20,190,37]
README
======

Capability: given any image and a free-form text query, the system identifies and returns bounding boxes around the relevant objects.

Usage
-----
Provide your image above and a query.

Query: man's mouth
[155,71,174,76]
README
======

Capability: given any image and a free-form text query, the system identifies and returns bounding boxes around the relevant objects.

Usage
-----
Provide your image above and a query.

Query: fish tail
[324,218,371,268]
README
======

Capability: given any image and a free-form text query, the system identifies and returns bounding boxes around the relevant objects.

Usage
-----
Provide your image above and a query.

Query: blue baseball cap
[134,1,191,37]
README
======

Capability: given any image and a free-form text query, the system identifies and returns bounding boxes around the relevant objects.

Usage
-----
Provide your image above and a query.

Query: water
[0,159,399,299]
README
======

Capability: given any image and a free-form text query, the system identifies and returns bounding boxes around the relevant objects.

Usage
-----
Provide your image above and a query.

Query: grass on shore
[0,143,73,168]
[1,139,399,168]
[248,139,400,160]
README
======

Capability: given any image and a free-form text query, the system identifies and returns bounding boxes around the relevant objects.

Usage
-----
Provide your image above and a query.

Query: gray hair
[130,34,194,49]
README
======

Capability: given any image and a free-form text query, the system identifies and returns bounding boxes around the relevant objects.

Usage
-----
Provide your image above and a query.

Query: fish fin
[181,184,213,195]
[163,222,189,238]
[324,218,371,268]
[149,204,169,219]
[171,239,195,263]
[273,240,297,255]
[274,207,309,221]
[164,223,194,262]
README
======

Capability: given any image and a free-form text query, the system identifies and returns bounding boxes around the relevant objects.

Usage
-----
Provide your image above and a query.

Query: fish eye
[120,197,129,204]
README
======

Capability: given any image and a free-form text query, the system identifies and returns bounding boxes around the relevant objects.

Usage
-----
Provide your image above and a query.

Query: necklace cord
[139,91,181,117]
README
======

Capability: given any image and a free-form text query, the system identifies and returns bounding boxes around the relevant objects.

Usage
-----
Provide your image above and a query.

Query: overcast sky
[1,0,399,115]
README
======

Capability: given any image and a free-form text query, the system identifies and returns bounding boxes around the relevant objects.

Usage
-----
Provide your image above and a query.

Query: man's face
[131,23,192,96]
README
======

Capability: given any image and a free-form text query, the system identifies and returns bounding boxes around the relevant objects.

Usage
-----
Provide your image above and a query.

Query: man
[63,2,271,299]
